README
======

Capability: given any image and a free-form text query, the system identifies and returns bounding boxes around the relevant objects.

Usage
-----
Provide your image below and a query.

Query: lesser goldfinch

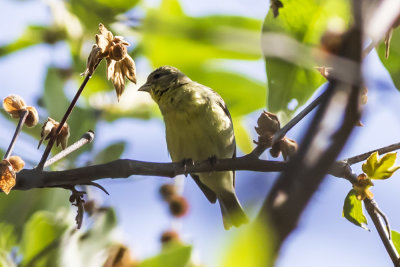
[139,66,248,229]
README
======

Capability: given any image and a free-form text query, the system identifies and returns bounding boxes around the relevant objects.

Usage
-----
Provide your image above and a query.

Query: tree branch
[15,157,287,190]
[364,198,399,265]
[344,142,400,165]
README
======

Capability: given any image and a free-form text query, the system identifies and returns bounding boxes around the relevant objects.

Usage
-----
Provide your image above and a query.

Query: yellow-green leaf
[342,189,368,230]
[392,230,400,255]
[362,152,400,180]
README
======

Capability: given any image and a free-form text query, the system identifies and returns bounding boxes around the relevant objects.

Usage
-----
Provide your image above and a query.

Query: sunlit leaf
[392,230,400,255]
[362,152,400,180]
[342,189,368,230]
[263,0,351,117]
[94,142,126,164]
[138,243,192,267]
[20,211,69,266]
[233,119,253,154]
[222,221,274,267]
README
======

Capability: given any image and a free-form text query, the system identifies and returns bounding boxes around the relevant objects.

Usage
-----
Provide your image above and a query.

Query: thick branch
[15,157,287,190]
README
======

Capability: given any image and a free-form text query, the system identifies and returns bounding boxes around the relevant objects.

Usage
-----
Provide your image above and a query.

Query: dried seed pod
[8,156,25,172]
[161,230,180,244]
[0,160,16,195]
[280,138,298,160]
[168,195,189,218]
[159,184,176,202]
[57,123,70,150]
[3,95,27,119]
[25,106,39,127]
[82,23,136,101]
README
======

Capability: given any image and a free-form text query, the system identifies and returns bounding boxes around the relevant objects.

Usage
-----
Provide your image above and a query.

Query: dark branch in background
[257,0,362,251]
[44,131,95,168]
[3,109,28,159]
[36,75,91,171]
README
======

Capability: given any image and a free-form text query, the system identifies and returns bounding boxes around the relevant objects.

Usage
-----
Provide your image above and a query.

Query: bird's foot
[180,158,194,176]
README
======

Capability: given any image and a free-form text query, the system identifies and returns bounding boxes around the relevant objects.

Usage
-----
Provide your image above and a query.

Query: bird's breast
[163,99,234,162]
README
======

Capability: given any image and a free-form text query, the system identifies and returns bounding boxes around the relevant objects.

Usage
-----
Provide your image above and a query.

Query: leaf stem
[3,109,29,160]
[272,89,329,144]
[36,75,91,171]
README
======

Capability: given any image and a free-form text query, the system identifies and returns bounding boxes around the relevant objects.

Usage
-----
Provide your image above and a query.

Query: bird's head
[138,66,192,103]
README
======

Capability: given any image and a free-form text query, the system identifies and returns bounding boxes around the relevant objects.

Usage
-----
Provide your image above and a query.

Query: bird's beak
[138,83,151,93]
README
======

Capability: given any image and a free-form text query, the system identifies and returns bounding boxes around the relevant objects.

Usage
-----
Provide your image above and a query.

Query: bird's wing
[216,97,237,188]
[190,174,217,203]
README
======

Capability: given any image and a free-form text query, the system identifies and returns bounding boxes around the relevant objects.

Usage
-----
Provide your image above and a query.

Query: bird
[138,66,248,229]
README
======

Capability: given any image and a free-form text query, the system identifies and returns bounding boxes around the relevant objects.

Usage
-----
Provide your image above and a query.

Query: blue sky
[2,0,400,266]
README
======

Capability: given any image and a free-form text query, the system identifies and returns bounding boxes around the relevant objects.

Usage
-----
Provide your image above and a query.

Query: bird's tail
[218,192,248,230]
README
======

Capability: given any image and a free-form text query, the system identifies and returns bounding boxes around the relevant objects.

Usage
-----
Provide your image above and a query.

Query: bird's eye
[154,73,161,79]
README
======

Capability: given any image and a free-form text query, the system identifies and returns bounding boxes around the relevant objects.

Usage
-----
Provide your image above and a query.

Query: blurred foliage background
[1,0,400,266]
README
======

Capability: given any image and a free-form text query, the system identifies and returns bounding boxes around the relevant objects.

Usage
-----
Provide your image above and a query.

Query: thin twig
[344,142,400,165]
[43,131,95,168]
[364,198,399,265]
[272,89,328,145]
[36,75,91,171]
[3,109,29,160]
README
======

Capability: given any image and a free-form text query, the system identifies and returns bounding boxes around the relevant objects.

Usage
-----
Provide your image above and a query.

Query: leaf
[185,69,266,117]
[342,189,368,230]
[222,221,274,267]
[391,230,400,255]
[142,0,263,65]
[94,142,126,164]
[138,243,192,267]
[263,0,351,117]
[0,223,17,252]
[377,29,400,90]
[20,211,69,266]
[362,152,400,180]
[233,119,253,154]
[0,25,66,57]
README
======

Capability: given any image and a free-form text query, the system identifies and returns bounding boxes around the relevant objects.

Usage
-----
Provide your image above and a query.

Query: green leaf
[342,189,368,230]
[68,0,139,29]
[94,142,126,164]
[20,211,69,266]
[263,0,351,117]
[377,29,400,89]
[138,243,192,267]
[391,230,400,255]
[0,25,66,57]
[222,221,274,267]
[142,0,263,66]
[233,119,254,154]
[185,69,266,117]
[362,152,400,180]
[0,223,17,252]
